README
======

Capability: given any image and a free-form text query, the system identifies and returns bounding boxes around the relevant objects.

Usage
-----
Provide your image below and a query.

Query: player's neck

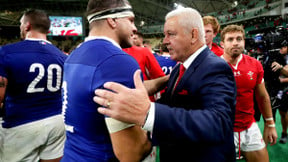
[223,53,241,65]
[25,31,47,40]
[89,27,118,45]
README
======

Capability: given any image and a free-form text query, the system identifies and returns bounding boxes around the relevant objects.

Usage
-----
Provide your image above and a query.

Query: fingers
[94,89,117,102]
[98,107,114,117]
[269,136,277,146]
[271,62,283,72]
[103,81,130,94]
[133,69,145,90]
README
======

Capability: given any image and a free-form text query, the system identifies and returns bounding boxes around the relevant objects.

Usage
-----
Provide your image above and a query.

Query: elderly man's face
[163,16,193,62]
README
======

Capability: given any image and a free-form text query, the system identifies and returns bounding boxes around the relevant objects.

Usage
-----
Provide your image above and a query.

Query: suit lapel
[166,63,181,95]
[173,47,210,93]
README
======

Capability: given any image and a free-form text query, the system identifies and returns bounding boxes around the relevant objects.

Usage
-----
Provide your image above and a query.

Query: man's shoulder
[211,43,224,56]
[0,41,23,52]
[203,48,227,64]
[68,41,135,66]
[242,54,260,64]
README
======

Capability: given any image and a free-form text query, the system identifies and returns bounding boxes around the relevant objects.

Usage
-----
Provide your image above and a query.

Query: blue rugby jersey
[61,37,140,161]
[0,39,67,128]
[155,55,177,75]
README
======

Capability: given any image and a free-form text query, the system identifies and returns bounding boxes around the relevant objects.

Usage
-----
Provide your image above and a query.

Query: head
[160,43,169,54]
[86,0,137,48]
[163,7,205,62]
[203,16,220,47]
[220,24,245,58]
[280,40,288,55]
[20,9,51,39]
[133,32,144,46]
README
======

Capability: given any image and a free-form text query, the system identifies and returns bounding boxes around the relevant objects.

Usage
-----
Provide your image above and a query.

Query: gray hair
[165,8,205,44]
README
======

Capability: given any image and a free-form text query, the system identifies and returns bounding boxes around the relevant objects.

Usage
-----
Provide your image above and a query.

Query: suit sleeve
[152,60,236,145]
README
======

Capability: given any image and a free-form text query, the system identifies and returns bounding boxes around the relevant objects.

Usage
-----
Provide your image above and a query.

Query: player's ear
[25,22,32,31]
[220,41,224,47]
[106,18,117,29]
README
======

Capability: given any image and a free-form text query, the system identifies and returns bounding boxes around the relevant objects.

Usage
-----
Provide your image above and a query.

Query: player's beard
[230,47,244,58]
[20,30,26,40]
[119,35,133,49]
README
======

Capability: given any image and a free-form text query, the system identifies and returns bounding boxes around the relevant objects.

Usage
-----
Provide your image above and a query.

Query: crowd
[0,0,287,161]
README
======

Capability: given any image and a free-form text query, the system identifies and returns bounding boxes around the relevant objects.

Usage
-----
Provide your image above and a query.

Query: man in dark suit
[94,7,236,162]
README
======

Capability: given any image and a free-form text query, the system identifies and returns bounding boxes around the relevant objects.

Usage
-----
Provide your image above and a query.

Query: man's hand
[94,70,151,126]
[263,123,278,146]
[271,61,283,72]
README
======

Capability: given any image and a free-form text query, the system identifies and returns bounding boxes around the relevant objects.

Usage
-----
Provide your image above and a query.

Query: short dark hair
[23,9,50,34]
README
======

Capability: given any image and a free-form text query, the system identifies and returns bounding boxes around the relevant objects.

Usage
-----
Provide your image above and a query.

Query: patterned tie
[173,64,186,91]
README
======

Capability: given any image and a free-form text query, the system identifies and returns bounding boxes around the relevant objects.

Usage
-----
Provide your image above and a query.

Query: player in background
[0,9,67,162]
[156,43,177,75]
[203,15,223,56]
[220,24,277,161]
[123,33,166,101]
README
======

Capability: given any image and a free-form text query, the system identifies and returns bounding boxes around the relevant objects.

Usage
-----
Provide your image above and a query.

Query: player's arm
[106,118,152,161]
[0,76,7,108]
[255,82,278,145]
[145,49,165,79]
[279,77,288,83]
[144,75,169,95]
[280,65,288,76]
[255,83,273,119]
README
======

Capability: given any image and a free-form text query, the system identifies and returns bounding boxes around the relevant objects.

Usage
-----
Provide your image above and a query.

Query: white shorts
[2,115,66,162]
[234,122,265,154]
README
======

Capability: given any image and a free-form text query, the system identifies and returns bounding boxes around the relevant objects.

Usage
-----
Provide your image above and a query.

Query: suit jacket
[154,47,236,162]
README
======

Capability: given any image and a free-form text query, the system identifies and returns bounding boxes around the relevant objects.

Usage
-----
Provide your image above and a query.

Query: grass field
[238,111,288,162]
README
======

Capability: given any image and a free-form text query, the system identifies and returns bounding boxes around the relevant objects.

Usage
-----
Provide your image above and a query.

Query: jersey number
[27,63,62,93]
[162,66,173,75]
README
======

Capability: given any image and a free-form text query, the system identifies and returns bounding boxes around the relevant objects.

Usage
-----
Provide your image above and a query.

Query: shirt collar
[85,36,121,49]
[25,38,51,44]
[183,44,207,69]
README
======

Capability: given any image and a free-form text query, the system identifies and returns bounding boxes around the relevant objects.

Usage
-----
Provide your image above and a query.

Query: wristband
[266,124,275,127]
[265,117,273,121]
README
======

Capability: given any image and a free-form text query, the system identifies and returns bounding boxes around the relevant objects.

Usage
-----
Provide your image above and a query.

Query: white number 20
[27,63,62,93]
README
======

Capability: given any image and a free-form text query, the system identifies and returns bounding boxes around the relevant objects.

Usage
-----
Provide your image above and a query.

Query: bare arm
[271,62,288,76]
[280,65,288,76]
[108,124,152,162]
[144,75,169,96]
[0,76,7,108]
[279,77,288,83]
[101,70,152,161]
[255,82,278,145]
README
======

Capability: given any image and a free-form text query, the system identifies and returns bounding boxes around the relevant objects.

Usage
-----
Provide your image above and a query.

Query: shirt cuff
[142,102,155,132]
